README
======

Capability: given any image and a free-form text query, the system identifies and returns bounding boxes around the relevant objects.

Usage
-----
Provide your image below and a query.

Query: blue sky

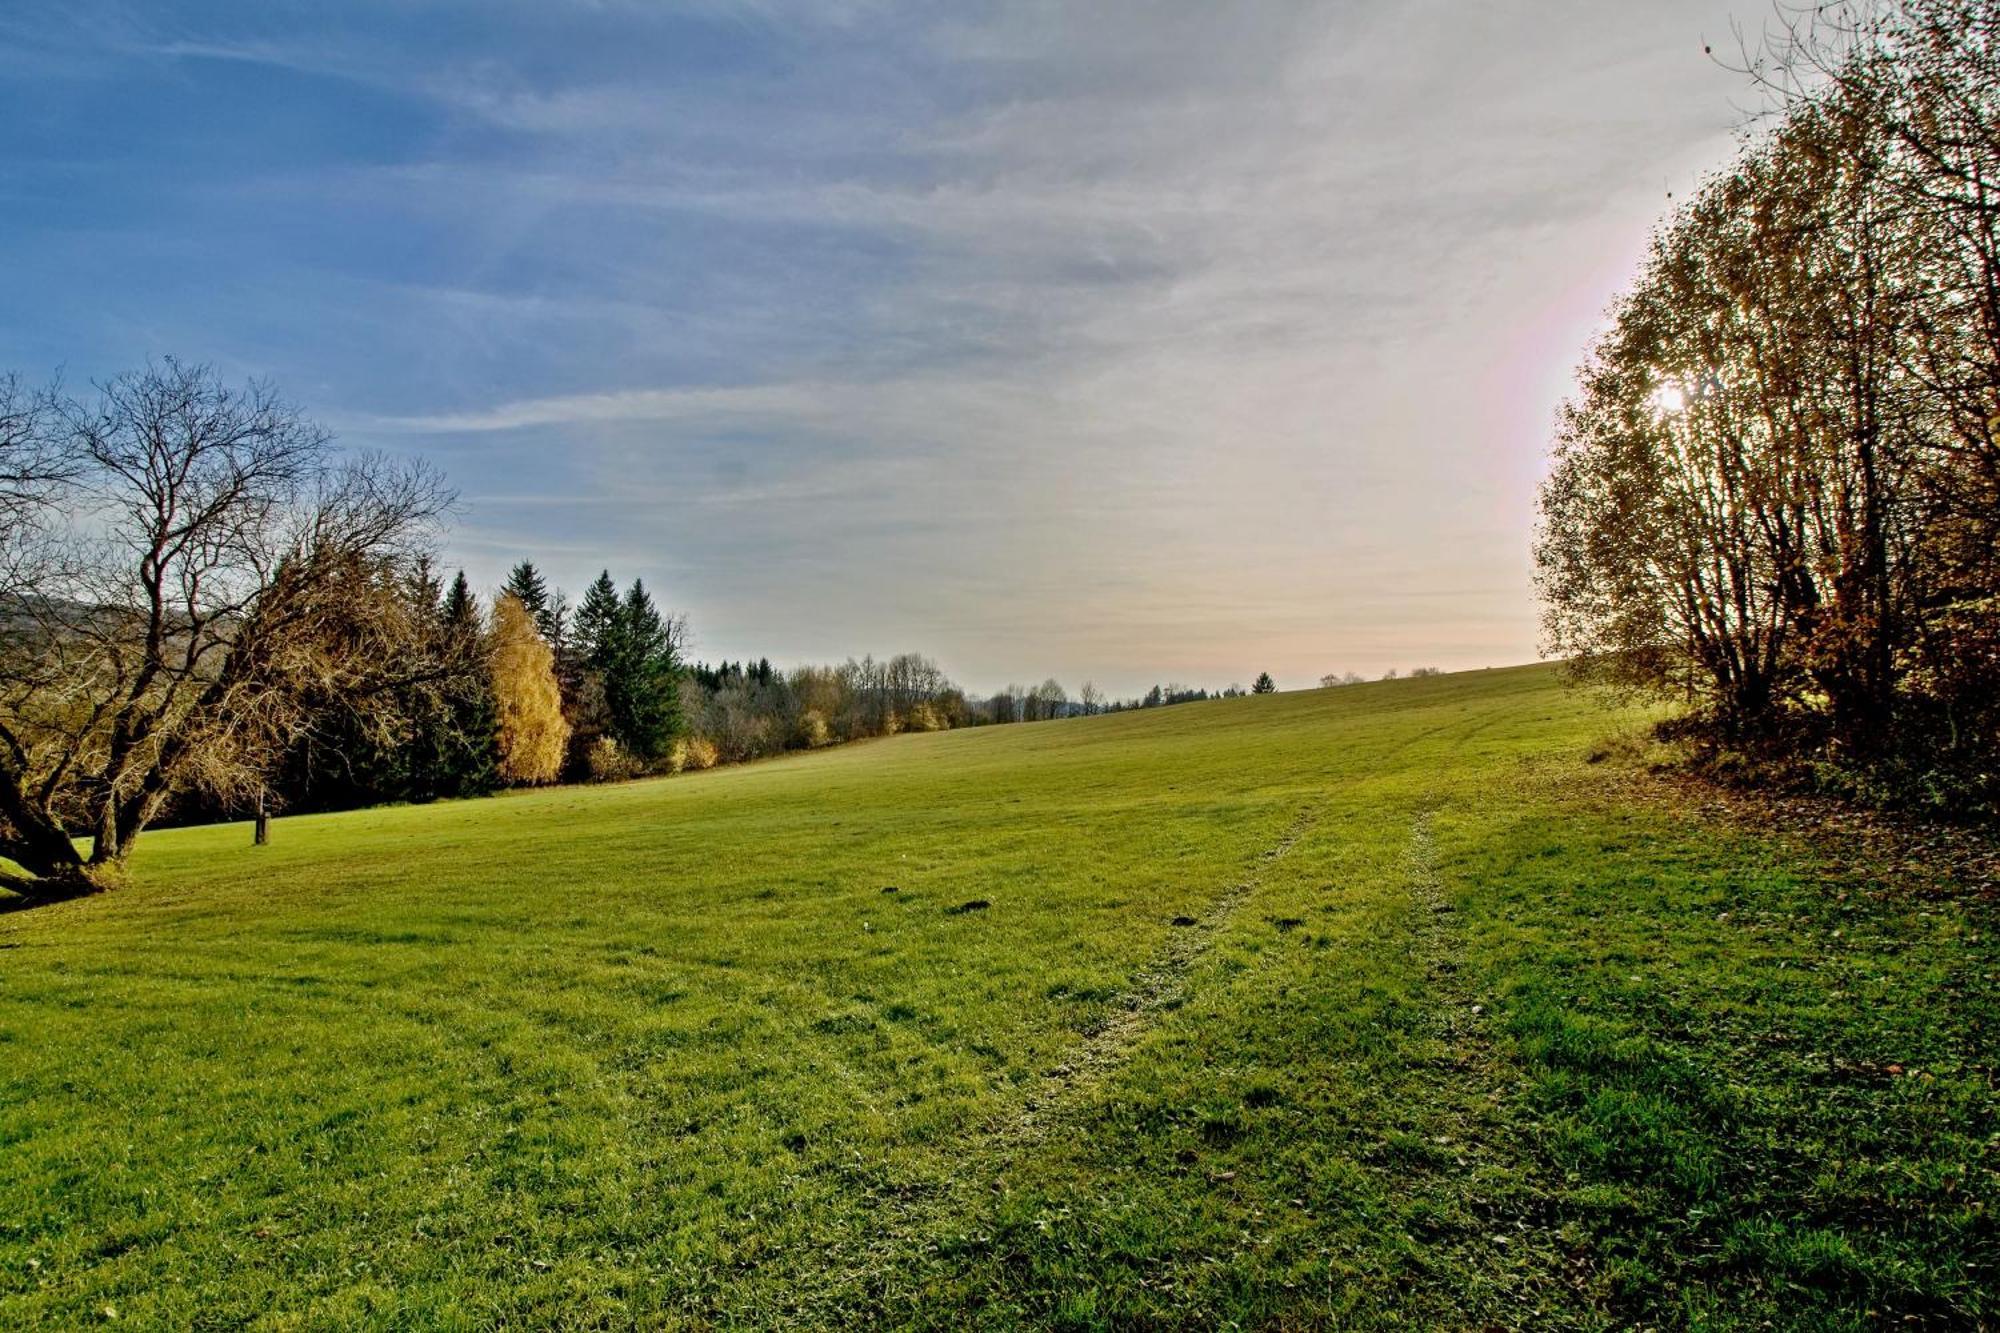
[1,0,1763,695]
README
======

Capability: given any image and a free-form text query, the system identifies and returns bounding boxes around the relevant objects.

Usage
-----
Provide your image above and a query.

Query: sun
[1647,380,1689,417]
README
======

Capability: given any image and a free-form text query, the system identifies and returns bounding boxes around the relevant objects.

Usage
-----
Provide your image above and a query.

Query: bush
[670,737,719,773]
[584,736,642,783]
[796,708,832,748]
[1534,18,2000,815]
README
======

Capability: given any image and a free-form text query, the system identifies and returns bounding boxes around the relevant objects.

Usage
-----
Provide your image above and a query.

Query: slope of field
[2,665,1993,1329]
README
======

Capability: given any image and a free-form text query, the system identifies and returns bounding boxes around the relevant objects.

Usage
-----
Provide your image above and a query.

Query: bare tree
[0,361,452,902]
[0,374,69,526]
[0,375,76,624]
[1078,680,1103,715]
[990,685,1023,723]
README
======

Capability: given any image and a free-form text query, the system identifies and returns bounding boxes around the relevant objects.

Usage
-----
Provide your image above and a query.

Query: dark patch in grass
[91,1234,142,1262]
[284,926,455,947]
[1170,915,1198,927]
[1044,981,1120,1003]
[1198,1114,1244,1148]
[1271,916,1305,932]
[813,1012,875,1035]
[945,899,990,915]
[881,885,900,893]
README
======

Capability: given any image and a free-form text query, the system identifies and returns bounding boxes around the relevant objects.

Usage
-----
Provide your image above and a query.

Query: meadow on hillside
[10,3,2000,1329]
[3,667,1992,1329]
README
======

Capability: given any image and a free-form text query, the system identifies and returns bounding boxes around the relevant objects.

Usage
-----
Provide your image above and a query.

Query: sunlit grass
[1,665,1991,1328]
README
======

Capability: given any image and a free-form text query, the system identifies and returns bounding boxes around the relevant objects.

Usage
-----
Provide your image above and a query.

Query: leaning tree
[0,360,453,903]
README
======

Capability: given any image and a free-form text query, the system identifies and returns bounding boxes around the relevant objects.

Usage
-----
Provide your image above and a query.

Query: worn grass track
[2,665,1994,1329]
[1002,804,1321,1150]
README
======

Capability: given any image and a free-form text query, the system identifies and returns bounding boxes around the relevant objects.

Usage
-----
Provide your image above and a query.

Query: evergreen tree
[442,570,479,632]
[560,571,625,779]
[1252,672,1276,694]
[609,578,682,761]
[542,588,572,666]
[504,560,569,649]
[565,571,683,764]
[378,558,449,802]
[503,560,549,625]
[574,570,622,669]
[417,571,500,798]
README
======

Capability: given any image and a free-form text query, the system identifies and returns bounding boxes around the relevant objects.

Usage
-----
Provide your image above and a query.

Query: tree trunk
[88,798,125,868]
[0,772,94,897]
[0,766,123,904]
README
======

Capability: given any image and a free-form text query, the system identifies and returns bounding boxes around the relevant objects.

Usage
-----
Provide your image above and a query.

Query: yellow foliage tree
[488,592,569,785]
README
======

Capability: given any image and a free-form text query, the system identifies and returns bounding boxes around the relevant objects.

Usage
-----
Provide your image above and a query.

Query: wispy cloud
[0,0,1761,690]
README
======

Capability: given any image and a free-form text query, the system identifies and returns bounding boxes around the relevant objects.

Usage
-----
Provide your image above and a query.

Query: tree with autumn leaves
[1537,0,2000,812]
[488,592,569,784]
[405,564,682,790]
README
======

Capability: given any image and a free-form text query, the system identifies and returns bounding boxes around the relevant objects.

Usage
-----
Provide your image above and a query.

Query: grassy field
[2,664,1994,1329]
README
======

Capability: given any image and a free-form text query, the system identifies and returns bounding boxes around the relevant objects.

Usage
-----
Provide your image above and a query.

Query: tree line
[1537,0,2000,814]
[273,568,1010,796]
[0,359,1165,901]
[268,561,685,810]
[0,355,1315,903]
[1318,667,1439,687]
[1043,672,1278,715]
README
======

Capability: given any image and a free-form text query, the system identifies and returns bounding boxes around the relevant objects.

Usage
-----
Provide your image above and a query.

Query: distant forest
[0,358,1306,901]
[272,553,1305,814]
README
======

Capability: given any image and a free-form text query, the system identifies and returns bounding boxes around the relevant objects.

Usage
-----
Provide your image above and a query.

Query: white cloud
[7,0,1766,691]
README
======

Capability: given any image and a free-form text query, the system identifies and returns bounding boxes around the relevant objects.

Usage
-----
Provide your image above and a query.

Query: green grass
[2,664,1993,1329]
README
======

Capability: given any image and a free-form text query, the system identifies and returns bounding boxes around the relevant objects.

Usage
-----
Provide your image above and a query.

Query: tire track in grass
[1002,801,1319,1151]
[779,706,1503,1321]
[1396,806,1582,1325]
[786,803,1321,1319]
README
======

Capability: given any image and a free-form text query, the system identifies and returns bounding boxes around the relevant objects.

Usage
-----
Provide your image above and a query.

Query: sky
[0,0,1770,696]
